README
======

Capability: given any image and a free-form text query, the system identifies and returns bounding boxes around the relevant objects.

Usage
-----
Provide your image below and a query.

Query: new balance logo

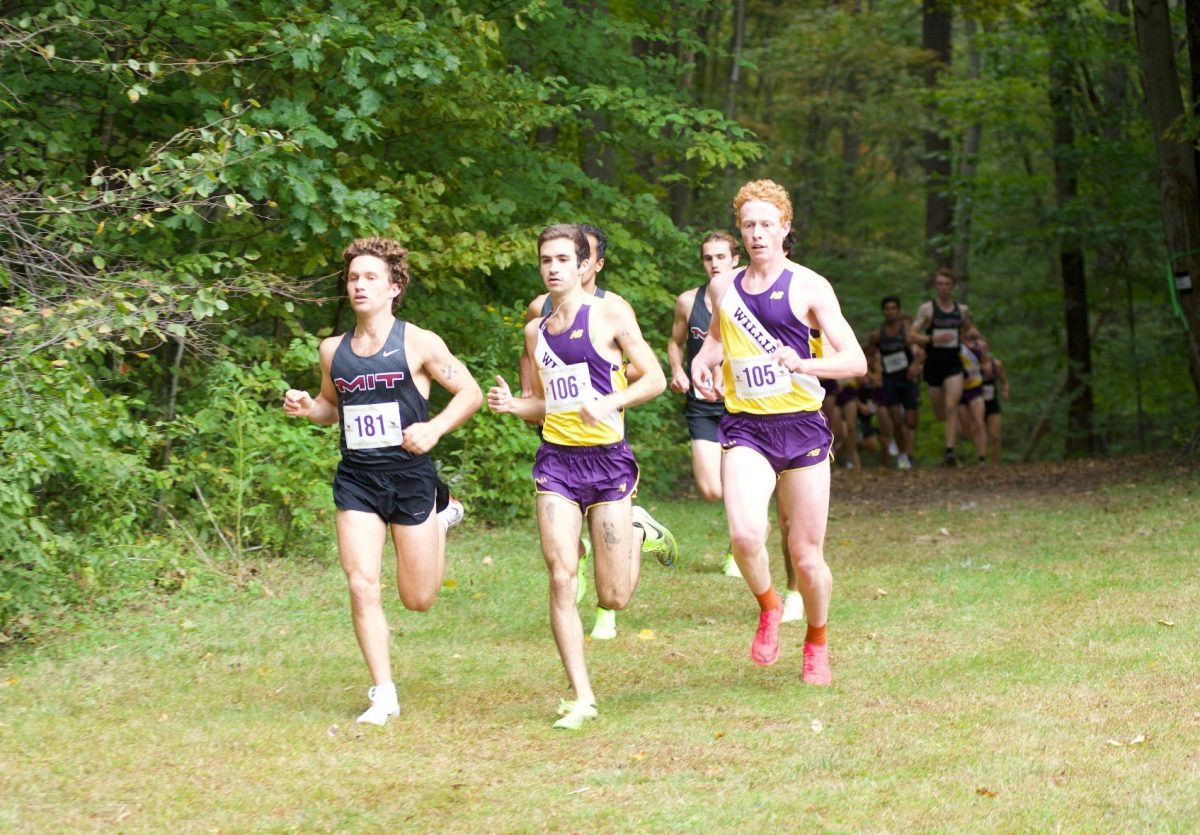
[570,329,584,339]
[807,447,822,457]
[770,291,784,300]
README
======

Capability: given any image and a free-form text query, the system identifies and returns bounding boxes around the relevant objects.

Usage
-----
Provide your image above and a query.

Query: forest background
[2,0,1198,640]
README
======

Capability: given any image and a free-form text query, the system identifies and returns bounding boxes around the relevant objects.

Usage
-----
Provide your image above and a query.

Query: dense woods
[2,0,1197,639]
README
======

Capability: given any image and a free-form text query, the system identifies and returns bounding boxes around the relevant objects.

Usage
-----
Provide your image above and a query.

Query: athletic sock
[754,586,781,612]
[805,623,827,645]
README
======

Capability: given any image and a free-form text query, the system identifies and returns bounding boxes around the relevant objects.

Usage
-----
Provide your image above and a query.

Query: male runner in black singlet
[283,237,483,725]
[866,295,923,469]
[668,231,738,574]
[910,267,976,466]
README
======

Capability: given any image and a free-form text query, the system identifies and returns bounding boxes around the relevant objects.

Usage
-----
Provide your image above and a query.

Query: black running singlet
[330,319,429,468]
[878,322,912,379]
[927,300,963,357]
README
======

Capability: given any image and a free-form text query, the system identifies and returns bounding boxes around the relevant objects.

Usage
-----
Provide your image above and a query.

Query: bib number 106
[545,376,580,401]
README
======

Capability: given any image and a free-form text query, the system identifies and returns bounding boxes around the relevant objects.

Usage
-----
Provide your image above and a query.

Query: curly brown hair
[341,237,412,305]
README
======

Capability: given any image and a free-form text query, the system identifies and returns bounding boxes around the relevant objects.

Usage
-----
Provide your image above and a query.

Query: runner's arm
[774,277,866,379]
[690,275,730,401]
[908,303,932,346]
[402,328,484,454]
[517,296,546,398]
[667,290,693,393]
[489,321,546,422]
[283,336,341,425]
[594,304,665,416]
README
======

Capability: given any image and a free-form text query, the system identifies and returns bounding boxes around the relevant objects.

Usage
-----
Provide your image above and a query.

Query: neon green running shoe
[553,700,598,730]
[631,505,678,568]
[722,551,742,578]
[590,606,616,640]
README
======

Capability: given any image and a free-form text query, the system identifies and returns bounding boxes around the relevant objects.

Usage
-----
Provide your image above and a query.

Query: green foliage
[164,355,338,563]
[0,355,166,639]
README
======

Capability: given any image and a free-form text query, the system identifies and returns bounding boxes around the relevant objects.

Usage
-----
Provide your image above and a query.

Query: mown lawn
[2,460,1198,832]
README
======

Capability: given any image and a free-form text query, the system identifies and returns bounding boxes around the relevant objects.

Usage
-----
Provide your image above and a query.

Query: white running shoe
[355,683,400,725]
[437,496,464,530]
[781,591,805,623]
[590,607,616,640]
[896,454,912,470]
[553,700,598,730]
[887,438,899,457]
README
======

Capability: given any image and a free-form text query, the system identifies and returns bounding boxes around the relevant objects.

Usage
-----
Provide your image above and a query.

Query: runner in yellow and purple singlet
[692,180,866,686]
[488,223,676,730]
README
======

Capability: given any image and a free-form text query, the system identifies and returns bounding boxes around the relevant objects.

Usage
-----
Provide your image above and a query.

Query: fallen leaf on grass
[874,588,888,599]
[180,620,197,631]
[482,556,493,566]
[975,787,997,798]
[810,719,823,733]
[632,751,647,761]
[442,579,458,589]
[472,592,486,600]
[939,527,951,537]
[713,731,725,739]
[1157,619,1175,627]
[0,677,18,687]
[1106,734,1147,747]
[638,629,655,640]
[327,724,338,738]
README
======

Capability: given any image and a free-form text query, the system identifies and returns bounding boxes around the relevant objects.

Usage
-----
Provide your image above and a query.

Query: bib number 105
[729,355,792,400]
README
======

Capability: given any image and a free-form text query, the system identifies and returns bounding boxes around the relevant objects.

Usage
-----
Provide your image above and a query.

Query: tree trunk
[1185,0,1200,199]
[1133,0,1200,404]
[952,17,982,293]
[1047,4,1096,456]
[922,0,953,268]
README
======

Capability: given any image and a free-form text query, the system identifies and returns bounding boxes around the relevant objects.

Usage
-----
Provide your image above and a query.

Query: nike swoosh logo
[382,349,401,357]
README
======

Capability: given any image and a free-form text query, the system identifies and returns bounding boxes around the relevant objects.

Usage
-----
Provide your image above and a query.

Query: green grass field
[2,459,1198,832]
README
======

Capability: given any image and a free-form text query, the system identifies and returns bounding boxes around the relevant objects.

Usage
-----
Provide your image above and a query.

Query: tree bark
[1185,0,1200,197]
[922,0,953,268]
[1133,0,1200,405]
[1047,3,1096,456]
[952,17,982,294]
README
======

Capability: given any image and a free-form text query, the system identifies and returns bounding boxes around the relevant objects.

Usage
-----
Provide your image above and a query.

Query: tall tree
[1132,0,1200,412]
[951,16,983,292]
[1046,2,1096,455]
[922,0,954,268]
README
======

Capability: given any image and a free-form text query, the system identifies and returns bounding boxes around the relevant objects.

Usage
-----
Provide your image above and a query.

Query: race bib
[541,362,593,413]
[729,355,791,400]
[882,350,908,374]
[932,327,960,349]
[982,383,996,401]
[343,402,404,450]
